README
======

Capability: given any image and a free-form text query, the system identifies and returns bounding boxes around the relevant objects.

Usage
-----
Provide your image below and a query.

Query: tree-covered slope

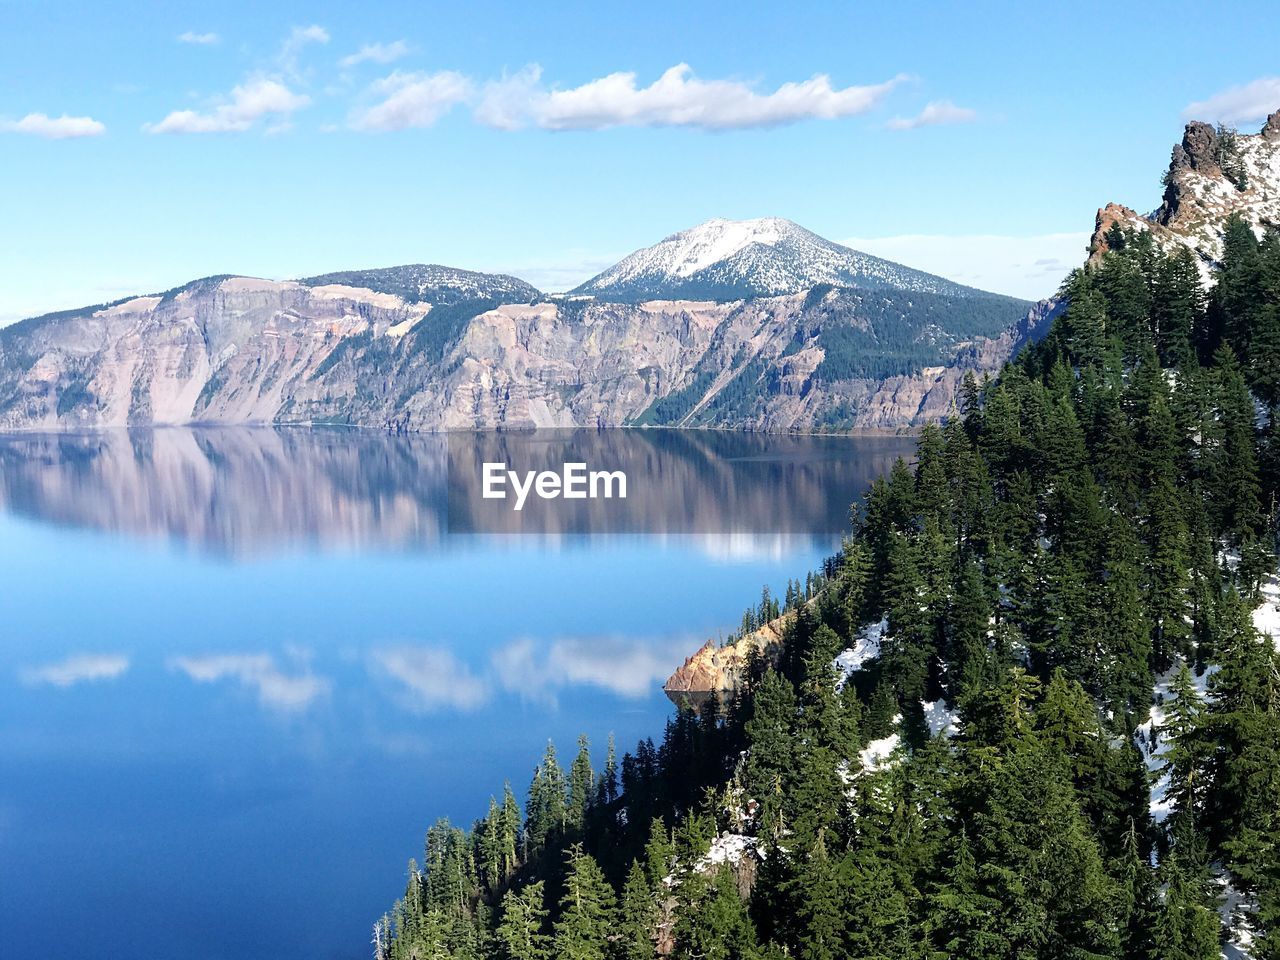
[298,264,541,305]
[372,218,1280,960]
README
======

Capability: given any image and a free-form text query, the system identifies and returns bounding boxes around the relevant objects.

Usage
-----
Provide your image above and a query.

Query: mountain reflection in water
[0,426,911,960]
[0,427,916,554]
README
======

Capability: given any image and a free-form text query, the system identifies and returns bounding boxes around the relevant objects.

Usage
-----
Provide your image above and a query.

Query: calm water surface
[0,427,913,960]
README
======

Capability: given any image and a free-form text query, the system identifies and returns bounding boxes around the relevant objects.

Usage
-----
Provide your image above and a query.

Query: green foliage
[551,846,615,960]
[671,865,758,960]
[813,289,1028,383]
[1216,124,1250,192]
[55,374,95,416]
[376,224,1280,959]
[496,882,550,960]
[632,369,715,426]
[406,298,510,363]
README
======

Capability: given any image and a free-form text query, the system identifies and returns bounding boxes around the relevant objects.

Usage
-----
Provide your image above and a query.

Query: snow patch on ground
[859,733,900,771]
[923,699,960,738]
[859,713,903,772]
[698,832,759,869]
[1217,871,1256,960]
[666,832,761,887]
[1135,660,1215,823]
[834,618,887,689]
[1252,572,1280,651]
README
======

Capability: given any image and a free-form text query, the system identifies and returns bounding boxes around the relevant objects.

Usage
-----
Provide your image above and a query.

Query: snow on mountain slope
[299,263,540,306]
[573,217,990,302]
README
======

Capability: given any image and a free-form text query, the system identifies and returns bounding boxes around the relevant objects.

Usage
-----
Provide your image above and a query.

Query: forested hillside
[374,215,1280,959]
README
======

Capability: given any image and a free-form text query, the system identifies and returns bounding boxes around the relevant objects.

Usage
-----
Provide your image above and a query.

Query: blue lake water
[0,427,913,960]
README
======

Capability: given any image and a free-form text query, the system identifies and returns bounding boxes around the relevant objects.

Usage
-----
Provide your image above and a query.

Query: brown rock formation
[663,611,793,709]
[1264,110,1280,142]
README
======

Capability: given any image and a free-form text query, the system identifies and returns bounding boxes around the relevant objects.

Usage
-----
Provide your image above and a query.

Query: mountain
[298,264,540,305]
[571,216,983,302]
[1091,110,1280,273]
[0,224,1039,434]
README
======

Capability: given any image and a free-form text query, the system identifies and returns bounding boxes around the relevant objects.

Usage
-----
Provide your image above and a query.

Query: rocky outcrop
[1170,120,1223,178]
[1090,114,1280,275]
[1264,110,1280,142]
[664,612,793,709]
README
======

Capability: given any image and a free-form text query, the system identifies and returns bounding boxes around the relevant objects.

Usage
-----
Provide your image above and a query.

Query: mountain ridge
[571,216,991,303]
[0,217,1037,433]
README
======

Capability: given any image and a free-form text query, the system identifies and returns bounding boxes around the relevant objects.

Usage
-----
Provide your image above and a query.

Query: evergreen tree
[496,882,550,960]
[1158,663,1211,823]
[568,735,595,831]
[616,860,657,960]
[525,742,567,853]
[642,818,675,892]
[926,830,1005,959]
[1154,822,1222,960]
[552,845,616,960]
[671,865,758,960]
[1207,346,1264,545]
[742,670,796,838]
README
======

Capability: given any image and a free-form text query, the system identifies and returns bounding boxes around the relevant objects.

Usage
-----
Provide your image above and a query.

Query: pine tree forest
[375,216,1280,960]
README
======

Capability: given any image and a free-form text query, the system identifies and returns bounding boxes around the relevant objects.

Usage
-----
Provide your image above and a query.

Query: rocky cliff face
[664,612,793,710]
[1091,111,1280,276]
[0,270,1042,433]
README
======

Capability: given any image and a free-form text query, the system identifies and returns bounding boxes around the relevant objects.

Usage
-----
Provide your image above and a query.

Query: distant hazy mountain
[571,217,985,302]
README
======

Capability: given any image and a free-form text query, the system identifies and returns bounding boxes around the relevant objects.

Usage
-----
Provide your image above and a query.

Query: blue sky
[3,0,1279,321]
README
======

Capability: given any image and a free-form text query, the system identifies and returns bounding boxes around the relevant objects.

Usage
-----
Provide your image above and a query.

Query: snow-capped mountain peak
[572,217,986,303]
[645,217,795,278]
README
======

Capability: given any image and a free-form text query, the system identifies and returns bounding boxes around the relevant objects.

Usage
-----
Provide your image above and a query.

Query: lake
[0,427,915,960]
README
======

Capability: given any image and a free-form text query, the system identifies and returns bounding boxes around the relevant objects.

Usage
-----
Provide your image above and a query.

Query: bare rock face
[664,612,792,709]
[0,276,1038,433]
[1171,120,1223,177]
[1265,110,1280,142]
[1089,203,1145,262]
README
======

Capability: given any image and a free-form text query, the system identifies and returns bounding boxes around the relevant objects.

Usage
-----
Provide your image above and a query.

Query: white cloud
[340,40,410,68]
[886,99,977,131]
[490,635,696,706]
[290,24,330,45]
[841,232,1089,300]
[1185,77,1280,126]
[371,634,693,713]
[20,653,130,688]
[177,31,219,45]
[356,63,907,133]
[146,77,310,134]
[504,64,907,131]
[372,647,489,711]
[474,65,545,130]
[2,113,105,139]
[495,249,620,292]
[276,24,329,79]
[171,652,329,710]
[350,70,473,131]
